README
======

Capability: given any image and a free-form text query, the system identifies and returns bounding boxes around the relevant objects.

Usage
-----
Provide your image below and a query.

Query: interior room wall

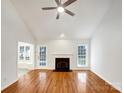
[1,0,35,89]
[90,0,122,91]
[36,40,90,70]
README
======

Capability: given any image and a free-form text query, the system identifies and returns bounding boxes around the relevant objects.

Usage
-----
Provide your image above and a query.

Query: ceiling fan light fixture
[57,7,64,13]
[42,0,77,19]
[60,33,65,38]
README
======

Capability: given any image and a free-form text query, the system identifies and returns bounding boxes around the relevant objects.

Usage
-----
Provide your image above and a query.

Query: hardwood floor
[2,70,121,93]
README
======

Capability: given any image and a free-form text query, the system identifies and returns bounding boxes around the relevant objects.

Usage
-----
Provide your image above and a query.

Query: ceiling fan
[42,0,77,19]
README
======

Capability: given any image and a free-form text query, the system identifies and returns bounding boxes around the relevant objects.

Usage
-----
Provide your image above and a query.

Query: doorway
[17,42,34,77]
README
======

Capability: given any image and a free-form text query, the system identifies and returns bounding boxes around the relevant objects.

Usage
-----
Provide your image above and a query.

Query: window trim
[77,44,88,67]
[39,45,47,67]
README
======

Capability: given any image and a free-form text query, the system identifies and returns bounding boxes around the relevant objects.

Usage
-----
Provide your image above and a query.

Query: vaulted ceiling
[10,0,113,40]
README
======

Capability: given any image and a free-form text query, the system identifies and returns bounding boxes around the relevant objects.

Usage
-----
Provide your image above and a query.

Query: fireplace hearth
[55,58,71,71]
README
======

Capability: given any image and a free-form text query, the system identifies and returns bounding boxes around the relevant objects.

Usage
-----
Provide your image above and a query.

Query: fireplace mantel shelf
[52,53,74,56]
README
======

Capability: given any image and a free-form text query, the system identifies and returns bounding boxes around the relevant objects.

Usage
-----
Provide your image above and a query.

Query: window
[19,46,30,61]
[25,46,30,60]
[19,46,24,60]
[39,46,46,66]
[77,44,88,67]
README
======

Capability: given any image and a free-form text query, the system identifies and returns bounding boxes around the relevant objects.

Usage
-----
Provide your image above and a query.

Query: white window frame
[77,44,88,67]
[18,42,34,64]
[39,45,47,67]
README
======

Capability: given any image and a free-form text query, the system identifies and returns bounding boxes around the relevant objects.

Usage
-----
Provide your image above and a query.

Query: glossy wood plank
[2,70,121,93]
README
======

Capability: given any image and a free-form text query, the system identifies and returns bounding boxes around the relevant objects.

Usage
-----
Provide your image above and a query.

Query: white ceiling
[10,0,112,40]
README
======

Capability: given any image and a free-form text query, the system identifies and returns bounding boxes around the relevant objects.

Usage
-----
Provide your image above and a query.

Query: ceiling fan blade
[55,0,60,5]
[42,7,57,10]
[63,0,77,7]
[60,0,62,3]
[56,13,60,19]
[65,9,75,16]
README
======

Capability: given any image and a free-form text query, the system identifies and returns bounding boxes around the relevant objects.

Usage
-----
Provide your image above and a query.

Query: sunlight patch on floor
[18,68,29,77]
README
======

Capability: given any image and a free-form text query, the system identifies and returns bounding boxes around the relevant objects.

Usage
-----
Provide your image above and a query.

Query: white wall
[36,40,90,70]
[1,0,35,89]
[91,0,122,91]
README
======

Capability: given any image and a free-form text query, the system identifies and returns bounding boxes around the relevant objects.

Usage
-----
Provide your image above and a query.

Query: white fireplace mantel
[52,53,74,56]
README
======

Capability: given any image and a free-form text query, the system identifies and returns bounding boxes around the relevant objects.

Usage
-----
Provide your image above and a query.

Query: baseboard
[72,68,90,70]
[34,67,90,70]
[2,69,120,92]
[90,69,122,92]
[1,79,18,91]
[1,69,33,91]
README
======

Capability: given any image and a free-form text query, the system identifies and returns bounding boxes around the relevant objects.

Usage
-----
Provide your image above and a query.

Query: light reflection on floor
[18,68,29,77]
[77,72,87,92]
[77,72,87,83]
[39,72,47,80]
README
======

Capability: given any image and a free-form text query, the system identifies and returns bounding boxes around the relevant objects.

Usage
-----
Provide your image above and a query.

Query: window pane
[39,46,46,66]
[77,45,87,67]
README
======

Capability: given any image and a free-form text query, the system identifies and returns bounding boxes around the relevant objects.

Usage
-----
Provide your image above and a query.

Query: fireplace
[55,58,70,71]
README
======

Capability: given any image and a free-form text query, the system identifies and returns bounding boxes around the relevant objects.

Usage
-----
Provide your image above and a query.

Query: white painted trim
[3,69,121,92]
[2,69,34,91]
[34,67,90,70]
[72,68,90,70]
[1,79,18,91]
[37,45,47,68]
[77,43,89,68]
[90,69,122,92]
